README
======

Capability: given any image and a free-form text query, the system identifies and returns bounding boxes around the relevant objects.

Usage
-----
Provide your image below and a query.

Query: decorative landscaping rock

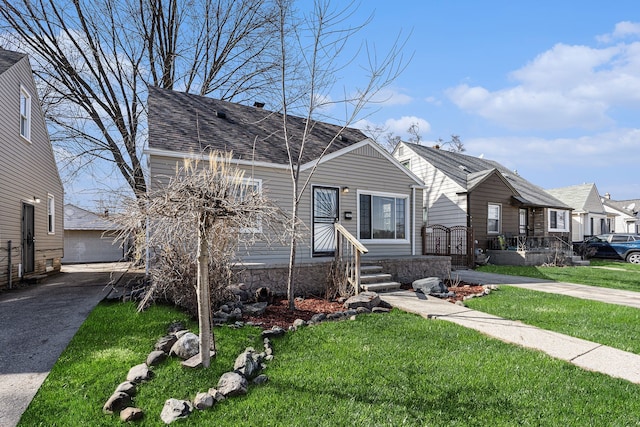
[160,399,193,424]
[255,286,274,303]
[355,306,370,314]
[378,300,393,309]
[176,330,192,339]
[292,318,306,329]
[261,327,285,339]
[217,372,248,397]
[412,277,447,295]
[103,391,131,414]
[372,307,391,313]
[212,310,230,322]
[310,313,327,323]
[193,392,214,410]
[207,388,226,403]
[343,291,380,310]
[167,322,186,334]
[233,348,261,379]
[243,302,268,316]
[326,312,345,320]
[147,350,167,366]
[154,335,178,353]
[126,363,153,383]
[115,381,137,397]
[120,407,144,422]
[170,332,200,360]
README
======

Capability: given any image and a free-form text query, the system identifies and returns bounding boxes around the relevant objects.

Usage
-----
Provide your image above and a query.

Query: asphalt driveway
[0,263,130,427]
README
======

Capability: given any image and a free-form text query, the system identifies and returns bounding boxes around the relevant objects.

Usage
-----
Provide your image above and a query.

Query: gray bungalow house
[145,87,448,294]
[0,49,64,290]
[393,142,573,265]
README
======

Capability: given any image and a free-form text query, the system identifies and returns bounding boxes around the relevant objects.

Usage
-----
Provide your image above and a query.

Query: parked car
[582,234,640,264]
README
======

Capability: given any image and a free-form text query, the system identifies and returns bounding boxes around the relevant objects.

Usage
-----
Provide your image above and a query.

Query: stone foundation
[486,249,571,266]
[233,255,451,297]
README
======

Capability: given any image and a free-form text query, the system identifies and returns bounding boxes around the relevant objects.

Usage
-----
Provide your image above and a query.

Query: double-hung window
[20,86,31,141]
[548,209,570,232]
[235,177,262,233]
[488,203,501,234]
[358,191,408,242]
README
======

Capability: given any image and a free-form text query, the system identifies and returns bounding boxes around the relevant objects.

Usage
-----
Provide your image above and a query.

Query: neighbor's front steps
[360,265,401,292]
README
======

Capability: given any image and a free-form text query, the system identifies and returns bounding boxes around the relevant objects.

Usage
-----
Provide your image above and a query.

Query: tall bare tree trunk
[286,198,299,310]
[196,218,212,367]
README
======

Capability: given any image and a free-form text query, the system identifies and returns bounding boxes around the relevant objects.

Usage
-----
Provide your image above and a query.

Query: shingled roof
[0,48,26,75]
[147,86,368,165]
[404,143,569,209]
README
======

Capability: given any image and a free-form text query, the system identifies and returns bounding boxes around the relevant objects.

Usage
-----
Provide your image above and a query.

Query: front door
[312,186,339,256]
[22,203,35,274]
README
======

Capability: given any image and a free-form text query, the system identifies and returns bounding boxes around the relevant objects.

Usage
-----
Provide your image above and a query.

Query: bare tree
[117,151,283,367]
[407,123,422,144]
[274,0,409,309]
[0,0,285,200]
[435,134,465,152]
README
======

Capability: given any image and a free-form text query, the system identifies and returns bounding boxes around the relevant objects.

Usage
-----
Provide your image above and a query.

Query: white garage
[63,204,127,264]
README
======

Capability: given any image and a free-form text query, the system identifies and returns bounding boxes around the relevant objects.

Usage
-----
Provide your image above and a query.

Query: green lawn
[465,286,640,354]
[19,301,640,426]
[477,259,640,291]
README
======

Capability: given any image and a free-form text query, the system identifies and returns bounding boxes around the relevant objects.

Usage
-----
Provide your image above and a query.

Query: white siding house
[0,49,64,289]
[547,183,608,242]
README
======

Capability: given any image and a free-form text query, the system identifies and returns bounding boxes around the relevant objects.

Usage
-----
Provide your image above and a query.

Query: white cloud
[447,23,640,131]
[461,128,640,199]
[597,21,640,43]
[383,116,431,137]
[466,128,640,171]
[368,88,413,106]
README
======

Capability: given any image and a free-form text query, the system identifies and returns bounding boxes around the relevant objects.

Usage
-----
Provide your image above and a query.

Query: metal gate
[422,225,474,269]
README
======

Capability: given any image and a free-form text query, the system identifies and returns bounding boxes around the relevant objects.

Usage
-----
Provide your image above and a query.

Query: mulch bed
[243,282,486,330]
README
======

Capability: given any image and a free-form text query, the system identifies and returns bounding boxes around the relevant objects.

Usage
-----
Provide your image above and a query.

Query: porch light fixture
[33,196,41,204]
[342,186,349,194]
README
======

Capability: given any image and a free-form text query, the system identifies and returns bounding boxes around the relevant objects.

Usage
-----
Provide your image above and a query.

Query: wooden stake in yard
[196,215,212,368]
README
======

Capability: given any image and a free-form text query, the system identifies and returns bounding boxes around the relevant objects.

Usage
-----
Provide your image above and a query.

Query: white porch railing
[334,223,368,295]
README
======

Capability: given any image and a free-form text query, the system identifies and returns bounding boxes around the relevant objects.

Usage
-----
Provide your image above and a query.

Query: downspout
[410,185,426,256]
[411,186,416,256]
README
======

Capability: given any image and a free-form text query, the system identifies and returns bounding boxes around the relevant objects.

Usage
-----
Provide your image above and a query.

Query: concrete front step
[361,281,402,293]
[360,273,393,284]
[360,265,383,274]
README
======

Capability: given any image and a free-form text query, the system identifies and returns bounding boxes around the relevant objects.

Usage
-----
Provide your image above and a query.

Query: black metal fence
[422,225,474,269]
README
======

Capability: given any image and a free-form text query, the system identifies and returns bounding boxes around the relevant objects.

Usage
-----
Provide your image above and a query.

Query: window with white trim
[548,209,570,232]
[47,194,55,234]
[488,203,501,234]
[358,192,408,241]
[20,86,31,141]
[236,177,262,233]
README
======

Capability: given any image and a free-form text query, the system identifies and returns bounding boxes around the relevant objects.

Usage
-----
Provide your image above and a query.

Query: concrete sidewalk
[380,270,640,386]
[452,269,640,310]
[0,263,131,427]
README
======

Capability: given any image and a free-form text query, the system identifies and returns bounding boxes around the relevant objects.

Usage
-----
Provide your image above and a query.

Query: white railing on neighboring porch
[334,223,368,295]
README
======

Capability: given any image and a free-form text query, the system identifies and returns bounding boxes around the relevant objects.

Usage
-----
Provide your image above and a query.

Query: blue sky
[65,0,640,209]
[342,0,640,201]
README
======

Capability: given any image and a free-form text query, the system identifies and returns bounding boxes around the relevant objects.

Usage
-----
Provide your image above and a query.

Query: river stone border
[102,291,393,423]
